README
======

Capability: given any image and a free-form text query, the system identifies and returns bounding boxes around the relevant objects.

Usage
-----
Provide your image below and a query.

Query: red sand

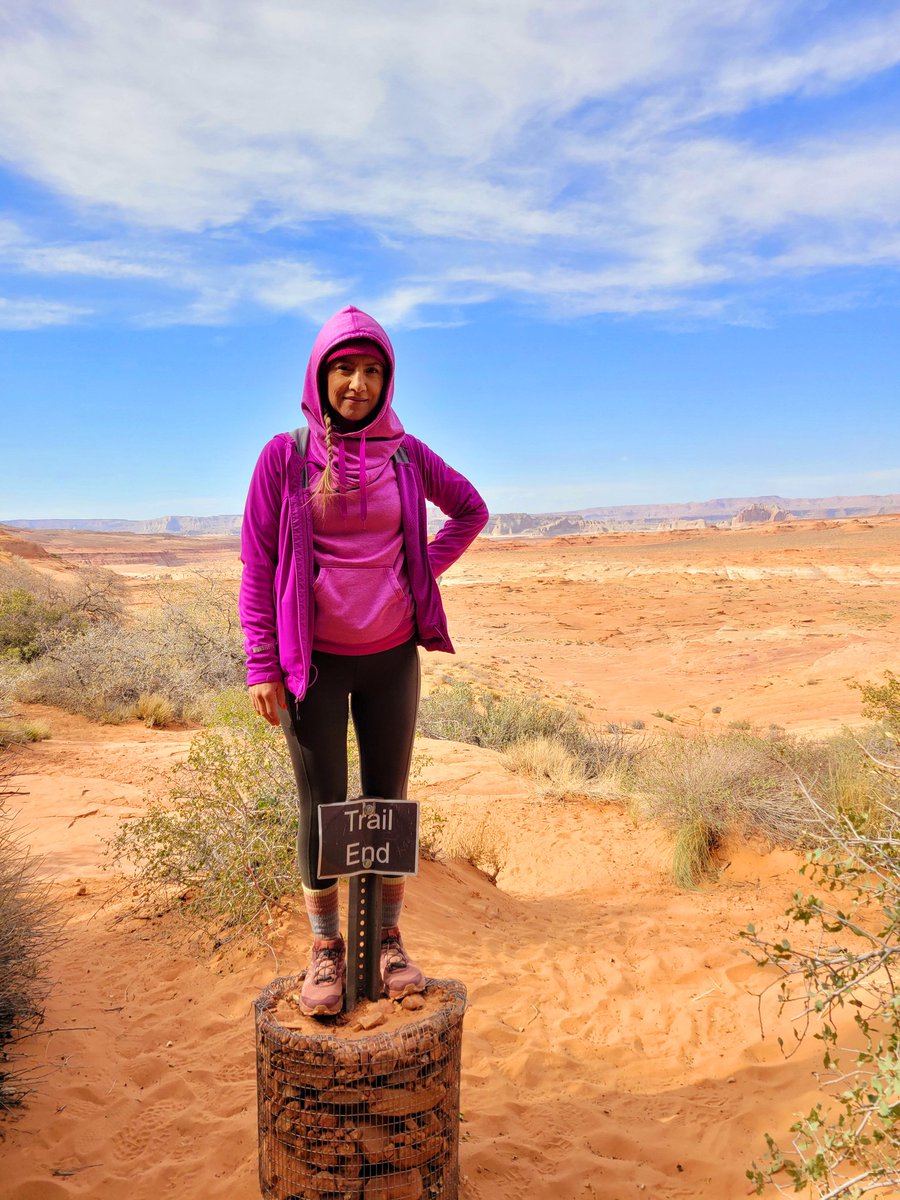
[3,516,899,1197]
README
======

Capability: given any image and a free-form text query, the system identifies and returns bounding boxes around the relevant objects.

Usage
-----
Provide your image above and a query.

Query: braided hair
[312,409,338,504]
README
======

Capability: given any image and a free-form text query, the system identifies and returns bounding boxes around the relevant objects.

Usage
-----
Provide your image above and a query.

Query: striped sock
[381,876,406,931]
[302,883,340,940]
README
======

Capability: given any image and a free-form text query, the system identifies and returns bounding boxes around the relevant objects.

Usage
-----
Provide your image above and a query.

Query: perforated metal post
[346,872,383,1010]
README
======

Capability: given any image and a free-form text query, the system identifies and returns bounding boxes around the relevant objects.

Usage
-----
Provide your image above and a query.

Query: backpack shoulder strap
[291,425,310,488]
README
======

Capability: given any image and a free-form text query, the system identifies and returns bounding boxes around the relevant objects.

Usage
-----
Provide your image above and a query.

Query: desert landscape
[2,514,899,1199]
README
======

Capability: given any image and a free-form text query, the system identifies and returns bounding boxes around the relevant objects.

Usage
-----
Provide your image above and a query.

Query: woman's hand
[249,681,287,726]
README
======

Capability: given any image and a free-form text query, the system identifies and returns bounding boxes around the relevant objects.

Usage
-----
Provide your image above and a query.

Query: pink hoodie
[239,306,488,697]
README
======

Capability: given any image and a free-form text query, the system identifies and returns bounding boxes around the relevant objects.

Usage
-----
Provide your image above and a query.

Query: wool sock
[302,883,340,940]
[381,876,405,932]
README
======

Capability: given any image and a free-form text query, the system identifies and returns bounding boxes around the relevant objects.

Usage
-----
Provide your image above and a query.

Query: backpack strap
[291,425,410,488]
[291,426,310,488]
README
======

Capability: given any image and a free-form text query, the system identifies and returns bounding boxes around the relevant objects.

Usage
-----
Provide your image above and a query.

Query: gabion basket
[255,978,467,1200]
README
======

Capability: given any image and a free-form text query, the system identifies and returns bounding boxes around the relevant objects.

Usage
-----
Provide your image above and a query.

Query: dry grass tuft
[441,811,509,883]
[132,692,176,729]
[503,736,590,798]
[417,802,508,882]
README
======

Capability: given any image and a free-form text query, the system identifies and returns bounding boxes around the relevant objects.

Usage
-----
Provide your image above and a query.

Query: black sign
[317,799,420,879]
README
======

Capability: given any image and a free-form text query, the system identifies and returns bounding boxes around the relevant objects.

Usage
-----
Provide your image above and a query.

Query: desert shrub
[415,801,508,880]
[418,803,447,861]
[0,560,124,663]
[16,581,245,722]
[110,688,305,936]
[744,752,900,1198]
[633,723,899,889]
[856,669,900,739]
[631,732,812,887]
[0,667,50,752]
[418,679,639,784]
[110,689,430,939]
[776,729,897,839]
[418,680,584,749]
[0,588,80,662]
[0,724,56,1110]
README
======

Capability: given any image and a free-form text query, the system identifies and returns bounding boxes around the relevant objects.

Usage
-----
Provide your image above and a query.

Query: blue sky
[2,0,900,519]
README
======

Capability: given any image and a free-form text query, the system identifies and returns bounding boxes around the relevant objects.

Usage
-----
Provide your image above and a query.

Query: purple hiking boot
[299,936,346,1016]
[380,927,426,1000]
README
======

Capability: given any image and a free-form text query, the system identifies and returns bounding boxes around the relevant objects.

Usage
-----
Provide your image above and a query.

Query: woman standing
[239,306,488,1016]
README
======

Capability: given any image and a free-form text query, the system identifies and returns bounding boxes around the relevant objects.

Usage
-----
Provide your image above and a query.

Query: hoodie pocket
[313,566,412,647]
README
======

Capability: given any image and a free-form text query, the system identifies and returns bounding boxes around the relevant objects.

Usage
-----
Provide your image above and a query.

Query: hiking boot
[299,936,346,1016]
[380,927,426,1000]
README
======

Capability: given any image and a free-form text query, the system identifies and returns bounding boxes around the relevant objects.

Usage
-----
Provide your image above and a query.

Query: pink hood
[300,306,405,521]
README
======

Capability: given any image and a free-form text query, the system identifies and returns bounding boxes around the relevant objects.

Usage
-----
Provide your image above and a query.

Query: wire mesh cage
[255,977,467,1200]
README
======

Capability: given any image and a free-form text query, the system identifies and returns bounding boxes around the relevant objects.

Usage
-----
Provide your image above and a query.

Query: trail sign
[317,799,419,881]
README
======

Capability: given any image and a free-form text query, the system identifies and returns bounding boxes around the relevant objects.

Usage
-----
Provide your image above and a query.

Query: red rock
[363,1167,424,1200]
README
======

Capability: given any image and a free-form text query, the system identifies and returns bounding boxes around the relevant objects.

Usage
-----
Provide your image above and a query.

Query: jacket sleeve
[239,437,285,685]
[407,437,489,578]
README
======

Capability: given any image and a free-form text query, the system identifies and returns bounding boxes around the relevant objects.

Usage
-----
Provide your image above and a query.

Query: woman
[239,305,488,1016]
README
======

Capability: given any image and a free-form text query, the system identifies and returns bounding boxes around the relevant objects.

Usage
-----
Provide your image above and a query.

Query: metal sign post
[317,798,419,1011]
[346,873,383,1010]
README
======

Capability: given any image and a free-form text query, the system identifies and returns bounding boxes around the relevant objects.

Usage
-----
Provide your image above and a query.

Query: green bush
[0,588,81,662]
[856,669,900,738]
[110,688,304,937]
[110,689,433,940]
[0,560,124,664]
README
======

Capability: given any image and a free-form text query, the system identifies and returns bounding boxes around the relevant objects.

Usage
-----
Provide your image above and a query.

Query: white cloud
[0,296,89,329]
[1,1,900,322]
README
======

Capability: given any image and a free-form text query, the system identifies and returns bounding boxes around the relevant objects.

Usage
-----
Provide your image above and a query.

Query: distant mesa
[476,492,900,538]
[4,493,900,541]
[2,515,243,537]
[731,503,791,527]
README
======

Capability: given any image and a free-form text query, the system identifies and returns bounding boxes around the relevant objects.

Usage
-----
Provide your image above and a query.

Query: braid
[312,411,338,504]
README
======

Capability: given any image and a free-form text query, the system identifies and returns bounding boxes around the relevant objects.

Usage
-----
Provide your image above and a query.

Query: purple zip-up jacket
[239,306,488,700]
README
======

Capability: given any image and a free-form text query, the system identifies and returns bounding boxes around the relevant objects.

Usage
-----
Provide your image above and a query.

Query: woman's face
[326,354,384,424]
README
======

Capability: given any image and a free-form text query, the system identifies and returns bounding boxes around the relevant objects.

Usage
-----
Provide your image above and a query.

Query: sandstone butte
[1,513,899,1199]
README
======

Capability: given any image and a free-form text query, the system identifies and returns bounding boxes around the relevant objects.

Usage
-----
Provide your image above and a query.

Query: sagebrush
[16,576,245,723]
[0,558,123,663]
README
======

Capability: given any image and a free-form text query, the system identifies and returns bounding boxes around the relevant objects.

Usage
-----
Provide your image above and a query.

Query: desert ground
[2,515,899,1199]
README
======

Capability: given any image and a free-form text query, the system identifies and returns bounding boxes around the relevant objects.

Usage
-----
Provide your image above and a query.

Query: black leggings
[279,639,421,889]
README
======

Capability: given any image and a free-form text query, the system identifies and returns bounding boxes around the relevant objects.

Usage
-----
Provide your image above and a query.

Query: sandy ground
[0,715,841,1200]
[2,516,899,1198]
[14,514,900,732]
[440,516,900,735]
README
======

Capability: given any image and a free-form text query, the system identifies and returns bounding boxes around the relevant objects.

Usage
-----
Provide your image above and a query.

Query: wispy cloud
[2,1,900,325]
[0,295,90,329]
